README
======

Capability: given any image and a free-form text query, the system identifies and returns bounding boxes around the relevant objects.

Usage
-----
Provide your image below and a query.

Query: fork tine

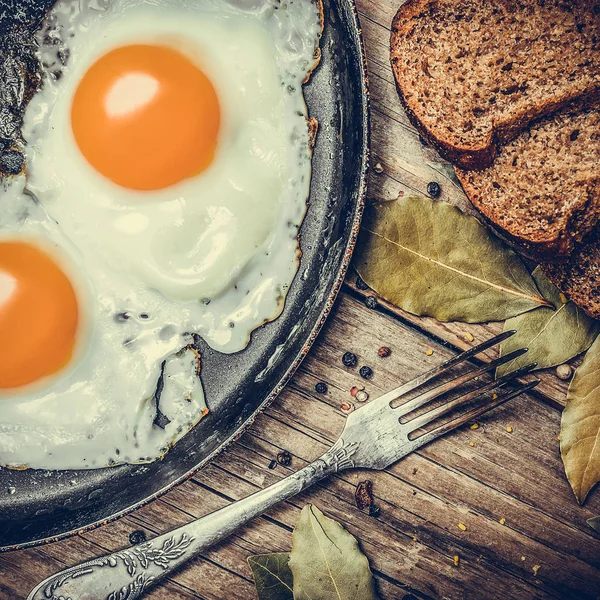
[406,362,538,433]
[410,379,540,450]
[373,330,517,408]
[392,346,528,413]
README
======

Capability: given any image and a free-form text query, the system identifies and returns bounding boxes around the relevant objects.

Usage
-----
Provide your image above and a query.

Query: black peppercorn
[359,365,373,379]
[427,181,441,198]
[342,351,358,367]
[355,276,369,290]
[365,296,378,310]
[276,450,292,466]
[129,530,147,545]
[315,382,328,394]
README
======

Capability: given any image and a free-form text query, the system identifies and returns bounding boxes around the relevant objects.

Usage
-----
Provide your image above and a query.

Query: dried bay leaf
[289,504,378,600]
[354,197,549,323]
[497,268,600,377]
[248,553,294,600]
[587,517,600,533]
[561,336,600,504]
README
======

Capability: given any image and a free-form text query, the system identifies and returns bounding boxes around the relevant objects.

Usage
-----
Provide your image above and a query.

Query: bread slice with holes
[390,0,600,170]
[541,229,600,319]
[455,101,600,260]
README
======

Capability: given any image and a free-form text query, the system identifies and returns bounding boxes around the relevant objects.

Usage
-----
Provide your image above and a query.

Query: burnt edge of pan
[0,0,370,552]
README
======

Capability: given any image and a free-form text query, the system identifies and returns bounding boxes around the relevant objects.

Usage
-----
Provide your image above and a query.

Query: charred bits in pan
[0,1,57,178]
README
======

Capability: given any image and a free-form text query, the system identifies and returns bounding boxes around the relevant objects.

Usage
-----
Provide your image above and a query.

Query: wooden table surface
[3,1,600,598]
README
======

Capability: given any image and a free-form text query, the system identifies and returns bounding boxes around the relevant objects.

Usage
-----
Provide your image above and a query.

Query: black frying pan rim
[0,0,369,553]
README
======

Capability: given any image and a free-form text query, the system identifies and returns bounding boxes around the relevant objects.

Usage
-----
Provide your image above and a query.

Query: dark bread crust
[391,73,496,170]
[542,229,600,319]
[455,196,572,262]
[390,0,600,171]
[455,101,600,260]
[460,177,600,261]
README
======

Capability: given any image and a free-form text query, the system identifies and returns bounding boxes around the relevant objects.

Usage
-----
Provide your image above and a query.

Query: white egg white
[0,0,322,470]
[0,177,207,469]
[24,0,322,353]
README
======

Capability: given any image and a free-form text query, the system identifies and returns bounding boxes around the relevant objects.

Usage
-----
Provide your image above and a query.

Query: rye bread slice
[456,102,600,260]
[390,0,600,170]
[541,229,600,319]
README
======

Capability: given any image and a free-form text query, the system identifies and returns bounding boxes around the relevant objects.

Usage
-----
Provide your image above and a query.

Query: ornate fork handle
[28,439,358,600]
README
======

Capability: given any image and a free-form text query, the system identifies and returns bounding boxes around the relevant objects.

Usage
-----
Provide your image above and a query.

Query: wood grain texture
[2,1,599,599]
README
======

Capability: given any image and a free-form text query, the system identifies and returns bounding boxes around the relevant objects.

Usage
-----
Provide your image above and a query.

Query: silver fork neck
[27,446,348,600]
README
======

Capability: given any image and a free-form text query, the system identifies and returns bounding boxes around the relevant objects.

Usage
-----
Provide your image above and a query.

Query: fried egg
[24,0,322,345]
[0,0,322,470]
[0,178,207,469]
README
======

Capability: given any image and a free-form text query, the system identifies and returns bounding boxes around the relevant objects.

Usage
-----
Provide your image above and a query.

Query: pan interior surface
[0,0,368,550]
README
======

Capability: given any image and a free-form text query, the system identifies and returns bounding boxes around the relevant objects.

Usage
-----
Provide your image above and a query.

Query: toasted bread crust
[455,194,571,262]
[455,101,600,260]
[390,0,600,170]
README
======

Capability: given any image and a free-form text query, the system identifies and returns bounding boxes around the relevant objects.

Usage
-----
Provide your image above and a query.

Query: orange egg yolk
[71,44,221,191]
[0,241,79,390]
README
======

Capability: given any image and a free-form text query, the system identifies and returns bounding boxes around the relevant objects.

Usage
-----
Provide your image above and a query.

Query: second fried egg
[0,0,322,470]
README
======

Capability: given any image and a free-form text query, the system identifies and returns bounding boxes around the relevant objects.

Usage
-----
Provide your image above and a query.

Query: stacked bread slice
[456,103,600,260]
[390,0,600,318]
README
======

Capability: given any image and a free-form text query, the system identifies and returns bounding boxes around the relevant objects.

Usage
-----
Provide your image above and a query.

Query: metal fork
[28,330,538,600]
